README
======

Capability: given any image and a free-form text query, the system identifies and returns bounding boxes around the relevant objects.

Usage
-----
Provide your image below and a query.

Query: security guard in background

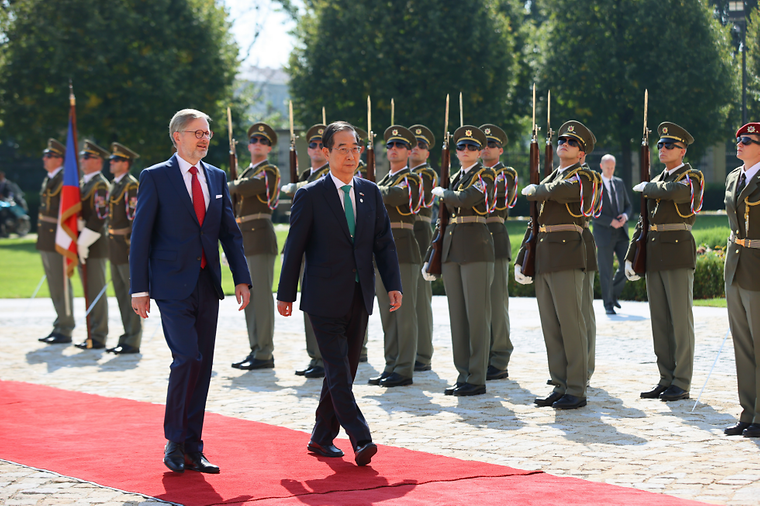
[368,125,422,387]
[724,122,760,438]
[230,122,280,371]
[37,139,74,344]
[479,124,517,380]
[515,121,599,409]
[74,140,110,350]
[281,124,330,378]
[106,142,142,354]
[408,124,437,372]
[626,122,703,402]
[425,126,495,396]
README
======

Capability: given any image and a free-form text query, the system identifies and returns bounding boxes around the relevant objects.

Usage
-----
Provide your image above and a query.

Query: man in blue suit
[277,121,402,467]
[130,109,252,474]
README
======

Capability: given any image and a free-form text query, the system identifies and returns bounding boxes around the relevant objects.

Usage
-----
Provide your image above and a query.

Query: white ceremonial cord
[691,328,731,412]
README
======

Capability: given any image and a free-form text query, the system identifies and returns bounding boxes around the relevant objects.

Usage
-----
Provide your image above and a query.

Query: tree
[745,7,760,120]
[287,0,529,159]
[536,0,738,186]
[0,0,238,166]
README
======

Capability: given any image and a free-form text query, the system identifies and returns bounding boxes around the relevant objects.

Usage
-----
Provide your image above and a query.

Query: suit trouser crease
[595,227,629,310]
[78,257,108,342]
[489,257,513,369]
[726,281,760,423]
[111,262,143,347]
[244,253,276,359]
[40,250,75,336]
[376,263,419,378]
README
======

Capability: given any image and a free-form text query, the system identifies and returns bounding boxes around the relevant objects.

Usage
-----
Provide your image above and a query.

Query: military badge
[567,125,575,133]
[392,129,399,135]
[485,128,491,135]
[318,128,324,134]
[750,126,757,133]
[662,127,669,134]
[258,125,264,132]
[415,128,421,135]
[95,194,108,220]
[465,129,472,137]
[473,180,485,193]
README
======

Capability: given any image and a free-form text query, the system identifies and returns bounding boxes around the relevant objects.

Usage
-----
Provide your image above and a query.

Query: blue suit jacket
[129,154,251,300]
[277,174,402,318]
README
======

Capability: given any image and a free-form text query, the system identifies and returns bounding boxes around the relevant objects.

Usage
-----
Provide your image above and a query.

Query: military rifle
[366,96,375,182]
[544,90,554,177]
[227,107,239,210]
[632,90,650,275]
[288,100,298,185]
[521,84,540,278]
[425,94,451,277]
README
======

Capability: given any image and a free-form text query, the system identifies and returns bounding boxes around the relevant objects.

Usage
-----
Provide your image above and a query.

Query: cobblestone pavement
[1,295,759,505]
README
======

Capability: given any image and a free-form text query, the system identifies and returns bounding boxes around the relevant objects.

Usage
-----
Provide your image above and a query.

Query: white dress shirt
[601,175,627,221]
[177,154,210,211]
[82,172,99,184]
[48,166,63,179]
[742,160,760,182]
[330,172,356,217]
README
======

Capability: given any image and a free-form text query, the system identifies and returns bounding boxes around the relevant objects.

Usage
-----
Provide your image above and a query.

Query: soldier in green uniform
[425,126,495,396]
[106,143,142,354]
[625,122,703,402]
[515,121,598,409]
[281,124,331,378]
[479,124,518,380]
[74,140,111,350]
[724,122,760,438]
[368,126,421,387]
[581,162,601,384]
[37,139,74,344]
[408,124,437,372]
[230,122,280,371]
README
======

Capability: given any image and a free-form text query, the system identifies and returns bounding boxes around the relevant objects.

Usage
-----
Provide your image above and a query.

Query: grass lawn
[693,298,727,308]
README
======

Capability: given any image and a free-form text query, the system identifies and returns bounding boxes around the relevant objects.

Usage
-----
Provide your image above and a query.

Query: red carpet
[0,381,706,505]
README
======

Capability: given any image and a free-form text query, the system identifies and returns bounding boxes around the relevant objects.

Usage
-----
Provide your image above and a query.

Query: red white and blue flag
[55,111,81,277]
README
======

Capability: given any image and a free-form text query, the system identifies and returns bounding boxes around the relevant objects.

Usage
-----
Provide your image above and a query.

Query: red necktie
[189,166,207,269]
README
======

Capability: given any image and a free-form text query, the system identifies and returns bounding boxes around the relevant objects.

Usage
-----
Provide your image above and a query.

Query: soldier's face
[481,144,503,165]
[110,159,129,177]
[658,142,685,165]
[455,144,481,166]
[80,155,103,175]
[42,154,63,173]
[410,143,429,166]
[737,134,760,162]
[307,141,327,166]
[248,135,272,160]
[387,143,409,164]
[557,137,583,164]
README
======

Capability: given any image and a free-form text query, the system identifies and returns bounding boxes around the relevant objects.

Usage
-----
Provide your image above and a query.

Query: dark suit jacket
[278,174,402,318]
[592,175,633,245]
[129,154,251,300]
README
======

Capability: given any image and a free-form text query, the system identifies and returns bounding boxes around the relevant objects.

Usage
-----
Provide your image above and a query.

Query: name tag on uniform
[216,194,222,199]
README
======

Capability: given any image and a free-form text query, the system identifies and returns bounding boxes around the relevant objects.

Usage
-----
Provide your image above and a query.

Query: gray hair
[169,109,212,147]
[601,154,616,164]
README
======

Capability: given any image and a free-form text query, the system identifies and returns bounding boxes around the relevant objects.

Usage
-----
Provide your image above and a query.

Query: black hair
[322,121,360,150]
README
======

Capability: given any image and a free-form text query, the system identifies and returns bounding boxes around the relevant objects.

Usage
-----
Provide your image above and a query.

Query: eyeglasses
[184,130,214,139]
[557,137,580,148]
[657,140,684,150]
[487,141,502,149]
[308,142,323,149]
[43,153,61,159]
[416,141,429,150]
[737,136,760,146]
[81,153,100,160]
[248,136,270,145]
[332,146,362,156]
[456,143,480,152]
[386,141,410,149]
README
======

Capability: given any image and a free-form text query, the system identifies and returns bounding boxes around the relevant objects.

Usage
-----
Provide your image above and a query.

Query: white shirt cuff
[131,292,149,298]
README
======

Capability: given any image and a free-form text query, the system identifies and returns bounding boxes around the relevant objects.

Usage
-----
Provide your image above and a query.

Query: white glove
[421,262,437,282]
[431,187,445,198]
[281,183,297,194]
[77,218,86,232]
[514,264,533,285]
[521,184,537,196]
[77,228,101,264]
[625,260,641,281]
[632,182,647,192]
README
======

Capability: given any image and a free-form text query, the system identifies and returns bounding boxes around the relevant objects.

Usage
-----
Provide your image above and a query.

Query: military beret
[43,139,65,157]
[658,122,693,146]
[557,121,596,153]
[305,124,326,143]
[384,125,416,147]
[248,122,278,146]
[110,142,139,161]
[80,139,110,159]
[409,124,435,149]
[479,124,507,146]
[736,122,760,138]
[453,125,487,148]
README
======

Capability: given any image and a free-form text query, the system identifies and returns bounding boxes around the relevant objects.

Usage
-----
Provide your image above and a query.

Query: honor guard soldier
[724,122,760,438]
[515,121,600,409]
[37,139,75,344]
[625,122,703,402]
[106,143,142,354]
[229,122,281,371]
[580,160,600,384]
[426,126,496,396]
[282,124,331,378]
[409,124,437,372]
[367,126,421,387]
[74,140,111,349]
[479,124,518,380]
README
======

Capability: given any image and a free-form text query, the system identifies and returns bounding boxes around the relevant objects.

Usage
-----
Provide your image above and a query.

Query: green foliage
[745,7,760,120]
[0,0,238,165]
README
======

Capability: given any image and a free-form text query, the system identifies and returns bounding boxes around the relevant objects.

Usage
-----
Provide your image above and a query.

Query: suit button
[197,257,201,261]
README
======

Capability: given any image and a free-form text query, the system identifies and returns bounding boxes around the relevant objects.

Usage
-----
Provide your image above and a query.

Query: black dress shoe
[368,371,391,385]
[307,440,344,457]
[295,364,312,376]
[44,333,72,344]
[163,441,185,473]
[453,383,486,396]
[74,340,105,350]
[725,421,751,436]
[185,451,220,474]
[743,423,760,437]
[660,385,689,401]
[444,382,464,395]
[414,361,432,372]
[379,372,413,387]
[552,394,587,409]
[546,379,557,386]
[486,365,508,380]
[605,308,616,315]
[106,344,139,355]
[304,366,325,378]
[232,354,273,370]
[613,300,621,309]
[640,384,668,399]
[535,391,563,407]
[39,333,56,342]
[354,442,377,466]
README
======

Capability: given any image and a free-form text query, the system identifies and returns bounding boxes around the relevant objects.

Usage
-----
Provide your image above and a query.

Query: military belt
[486,216,505,224]
[415,215,433,223]
[449,216,487,225]
[236,213,272,224]
[109,227,131,235]
[38,214,57,224]
[730,233,760,249]
[539,223,586,234]
[650,223,692,232]
[390,222,414,230]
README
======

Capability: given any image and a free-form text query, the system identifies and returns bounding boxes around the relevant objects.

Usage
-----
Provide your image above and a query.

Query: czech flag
[55,114,81,277]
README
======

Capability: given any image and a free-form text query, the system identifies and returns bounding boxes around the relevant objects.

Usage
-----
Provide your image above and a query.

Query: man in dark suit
[592,154,632,316]
[277,121,402,467]
[130,109,252,474]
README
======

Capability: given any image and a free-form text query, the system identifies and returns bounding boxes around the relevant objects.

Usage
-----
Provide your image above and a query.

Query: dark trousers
[308,282,371,450]
[156,268,219,453]
[596,227,629,310]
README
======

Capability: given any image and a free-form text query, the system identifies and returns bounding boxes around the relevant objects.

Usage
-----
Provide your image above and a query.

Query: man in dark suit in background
[277,121,402,467]
[130,109,252,474]
[593,154,632,316]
